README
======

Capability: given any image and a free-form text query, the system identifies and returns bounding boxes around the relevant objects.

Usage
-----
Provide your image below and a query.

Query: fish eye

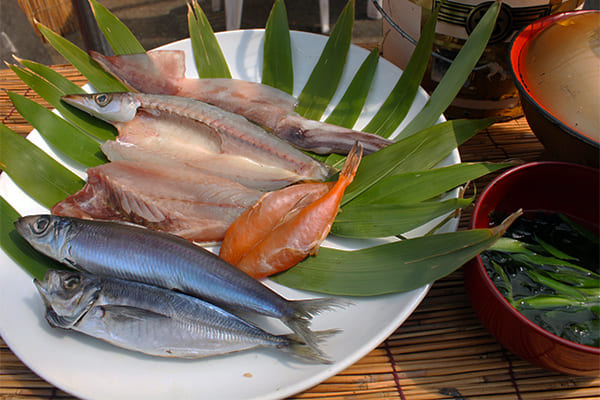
[32,216,51,234]
[63,275,80,290]
[94,93,112,107]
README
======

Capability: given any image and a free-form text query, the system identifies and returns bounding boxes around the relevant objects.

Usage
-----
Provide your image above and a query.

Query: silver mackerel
[35,269,333,361]
[15,215,348,354]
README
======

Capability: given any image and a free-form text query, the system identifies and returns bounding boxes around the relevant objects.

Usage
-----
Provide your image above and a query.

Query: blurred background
[1,0,383,68]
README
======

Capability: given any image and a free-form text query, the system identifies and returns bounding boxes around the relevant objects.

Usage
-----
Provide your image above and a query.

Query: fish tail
[280,329,340,364]
[339,142,363,181]
[283,298,352,354]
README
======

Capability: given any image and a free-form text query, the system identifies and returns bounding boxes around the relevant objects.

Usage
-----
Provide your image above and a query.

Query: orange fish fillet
[225,143,363,279]
[219,182,334,265]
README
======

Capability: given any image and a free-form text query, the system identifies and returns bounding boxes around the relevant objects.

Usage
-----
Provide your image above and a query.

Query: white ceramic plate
[0,30,458,400]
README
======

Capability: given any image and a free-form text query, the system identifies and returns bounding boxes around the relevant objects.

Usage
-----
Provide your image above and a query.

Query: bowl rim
[470,160,600,355]
[508,10,600,150]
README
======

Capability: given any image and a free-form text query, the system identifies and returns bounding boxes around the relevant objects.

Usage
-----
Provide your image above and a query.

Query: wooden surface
[1,65,599,400]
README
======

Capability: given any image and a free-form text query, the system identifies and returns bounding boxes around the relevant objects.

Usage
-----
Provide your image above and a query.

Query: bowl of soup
[463,161,600,376]
[509,10,600,167]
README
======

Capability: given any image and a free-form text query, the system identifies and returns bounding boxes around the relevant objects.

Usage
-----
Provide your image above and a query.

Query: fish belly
[72,278,288,359]
[52,160,262,242]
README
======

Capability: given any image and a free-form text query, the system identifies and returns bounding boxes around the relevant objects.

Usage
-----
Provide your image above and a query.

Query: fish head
[14,215,77,263]
[34,269,101,329]
[61,92,140,123]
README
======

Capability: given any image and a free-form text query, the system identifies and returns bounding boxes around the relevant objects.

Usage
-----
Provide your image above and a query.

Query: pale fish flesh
[90,50,297,131]
[62,92,335,191]
[90,50,394,155]
[35,269,333,362]
[15,215,349,354]
[51,160,262,242]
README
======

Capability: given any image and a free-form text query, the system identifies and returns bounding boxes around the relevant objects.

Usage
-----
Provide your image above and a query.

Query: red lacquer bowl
[508,10,600,168]
[464,161,600,376]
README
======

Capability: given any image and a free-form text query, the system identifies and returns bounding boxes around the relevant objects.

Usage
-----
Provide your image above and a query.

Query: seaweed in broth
[482,211,600,348]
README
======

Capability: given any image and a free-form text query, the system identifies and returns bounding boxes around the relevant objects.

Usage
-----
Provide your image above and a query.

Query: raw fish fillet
[91,50,297,130]
[51,160,262,242]
[91,50,394,155]
[62,92,335,191]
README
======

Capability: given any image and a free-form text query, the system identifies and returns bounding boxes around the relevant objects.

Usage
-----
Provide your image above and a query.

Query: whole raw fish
[226,143,363,279]
[35,269,333,362]
[15,215,348,354]
[90,50,393,155]
[62,92,335,191]
[51,160,262,242]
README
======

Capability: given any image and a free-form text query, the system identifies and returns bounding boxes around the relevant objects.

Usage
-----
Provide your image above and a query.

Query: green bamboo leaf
[295,0,354,120]
[188,0,231,78]
[325,47,379,128]
[272,210,522,295]
[331,197,472,238]
[9,64,116,142]
[342,118,494,205]
[16,58,86,94]
[9,92,106,168]
[37,23,128,92]
[262,0,293,94]
[398,1,500,139]
[351,161,513,205]
[0,197,66,281]
[0,124,84,209]
[89,0,145,55]
[363,3,439,138]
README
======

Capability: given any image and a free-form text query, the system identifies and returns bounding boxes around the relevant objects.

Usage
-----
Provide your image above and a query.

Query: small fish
[90,50,392,156]
[15,215,349,354]
[219,182,334,265]
[62,92,335,191]
[35,269,334,362]
[227,143,363,279]
[51,160,262,243]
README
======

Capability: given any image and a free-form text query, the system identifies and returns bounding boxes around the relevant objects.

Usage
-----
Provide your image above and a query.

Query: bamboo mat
[1,65,599,400]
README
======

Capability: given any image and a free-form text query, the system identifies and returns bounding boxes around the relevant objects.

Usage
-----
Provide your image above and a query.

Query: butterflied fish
[90,50,297,131]
[224,143,363,279]
[219,181,334,266]
[16,215,349,354]
[62,92,335,191]
[35,269,334,362]
[90,50,393,155]
[51,160,262,243]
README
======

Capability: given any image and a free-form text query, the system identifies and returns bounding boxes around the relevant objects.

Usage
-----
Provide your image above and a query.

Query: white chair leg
[319,0,330,33]
[367,0,382,19]
[211,0,222,12]
[225,0,243,30]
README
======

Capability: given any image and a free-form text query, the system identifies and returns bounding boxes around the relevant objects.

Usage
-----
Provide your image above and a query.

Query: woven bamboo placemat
[1,65,599,399]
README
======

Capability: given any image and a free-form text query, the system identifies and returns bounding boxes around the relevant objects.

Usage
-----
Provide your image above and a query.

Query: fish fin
[98,305,171,323]
[339,142,363,180]
[283,298,352,355]
[280,329,340,364]
[90,50,183,94]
